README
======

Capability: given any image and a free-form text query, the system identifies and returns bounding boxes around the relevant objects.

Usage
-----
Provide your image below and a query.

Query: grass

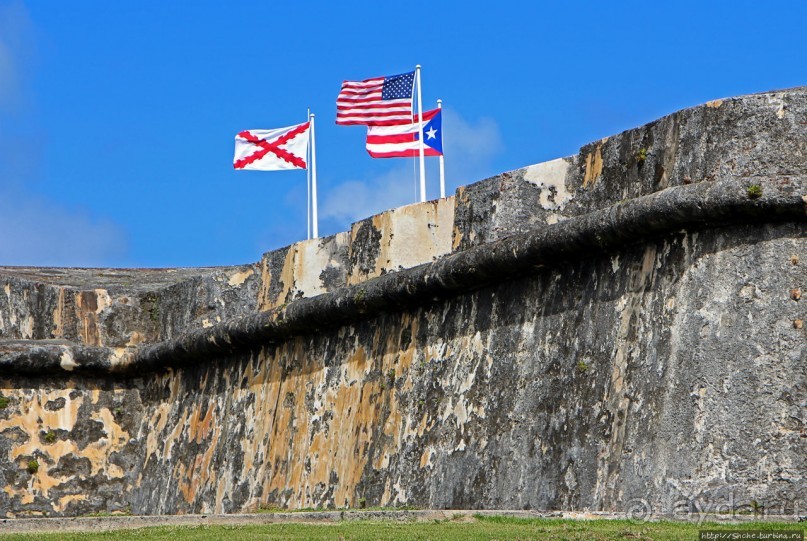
[575,360,589,374]
[0,516,802,540]
[254,505,418,514]
[637,147,648,164]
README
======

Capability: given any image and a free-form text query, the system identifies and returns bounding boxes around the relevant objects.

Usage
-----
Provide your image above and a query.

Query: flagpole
[306,108,311,240]
[437,99,445,199]
[309,112,319,239]
[415,65,426,202]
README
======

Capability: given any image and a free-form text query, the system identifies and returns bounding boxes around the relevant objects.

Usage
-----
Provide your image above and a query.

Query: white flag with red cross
[233,121,310,170]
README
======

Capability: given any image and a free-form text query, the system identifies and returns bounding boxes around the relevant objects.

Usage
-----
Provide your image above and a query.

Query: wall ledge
[2,176,805,376]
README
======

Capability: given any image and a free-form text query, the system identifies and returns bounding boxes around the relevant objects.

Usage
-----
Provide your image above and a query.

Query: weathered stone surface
[452,158,575,251]
[0,265,260,365]
[258,233,350,311]
[454,88,807,251]
[0,87,805,518]
[256,198,454,312]
[0,377,143,516]
[347,198,455,285]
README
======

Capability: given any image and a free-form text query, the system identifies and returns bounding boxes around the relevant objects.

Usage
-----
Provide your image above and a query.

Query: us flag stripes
[336,71,415,126]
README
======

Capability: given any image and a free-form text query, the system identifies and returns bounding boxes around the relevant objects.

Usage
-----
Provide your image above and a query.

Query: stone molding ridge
[2,176,805,376]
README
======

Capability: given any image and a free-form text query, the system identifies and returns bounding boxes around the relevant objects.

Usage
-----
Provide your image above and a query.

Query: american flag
[336,71,415,126]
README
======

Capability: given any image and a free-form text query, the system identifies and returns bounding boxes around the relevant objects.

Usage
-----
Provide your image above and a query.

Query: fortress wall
[455,91,804,251]
[257,197,454,311]
[0,266,261,351]
[1,222,802,516]
[0,88,805,517]
[128,223,804,515]
[0,273,162,351]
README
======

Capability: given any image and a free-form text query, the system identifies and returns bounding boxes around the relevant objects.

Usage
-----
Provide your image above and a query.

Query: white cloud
[0,190,128,267]
[0,136,128,267]
[0,1,33,111]
[0,41,16,106]
[320,108,503,228]
[441,108,503,184]
[0,4,128,267]
[321,169,419,224]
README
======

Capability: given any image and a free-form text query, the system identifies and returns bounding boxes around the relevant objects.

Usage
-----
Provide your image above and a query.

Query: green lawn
[1,516,802,540]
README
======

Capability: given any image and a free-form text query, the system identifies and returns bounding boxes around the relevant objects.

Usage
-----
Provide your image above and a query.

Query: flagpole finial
[437,99,442,106]
[416,64,421,69]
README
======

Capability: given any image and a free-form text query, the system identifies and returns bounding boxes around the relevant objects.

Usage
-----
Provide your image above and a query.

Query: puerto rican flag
[365,108,443,159]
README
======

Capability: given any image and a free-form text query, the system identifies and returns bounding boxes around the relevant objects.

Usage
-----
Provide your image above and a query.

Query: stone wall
[0,88,805,517]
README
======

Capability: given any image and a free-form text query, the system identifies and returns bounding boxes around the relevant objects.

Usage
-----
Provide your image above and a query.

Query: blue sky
[1,1,804,267]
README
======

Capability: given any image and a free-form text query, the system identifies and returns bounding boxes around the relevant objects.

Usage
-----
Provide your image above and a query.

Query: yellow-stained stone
[348,197,455,285]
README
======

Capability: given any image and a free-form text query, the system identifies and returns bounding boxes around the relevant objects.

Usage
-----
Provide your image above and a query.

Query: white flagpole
[309,112,319,239]
[437,99,445,199]
[306,108,311,240]
[415,65,426,202]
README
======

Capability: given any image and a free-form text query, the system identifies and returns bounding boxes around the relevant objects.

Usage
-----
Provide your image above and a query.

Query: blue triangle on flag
[421,110,442,154]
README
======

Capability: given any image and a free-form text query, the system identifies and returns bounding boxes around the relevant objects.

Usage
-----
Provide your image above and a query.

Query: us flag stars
[381,71,415,100]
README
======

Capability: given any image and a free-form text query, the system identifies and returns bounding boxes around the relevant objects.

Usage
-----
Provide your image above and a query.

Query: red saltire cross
[234,122,310,169]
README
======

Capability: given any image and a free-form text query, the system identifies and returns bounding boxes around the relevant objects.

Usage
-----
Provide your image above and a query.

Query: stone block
[347,197,455,285]
[452,157,575,252]
[258,233,350,311]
